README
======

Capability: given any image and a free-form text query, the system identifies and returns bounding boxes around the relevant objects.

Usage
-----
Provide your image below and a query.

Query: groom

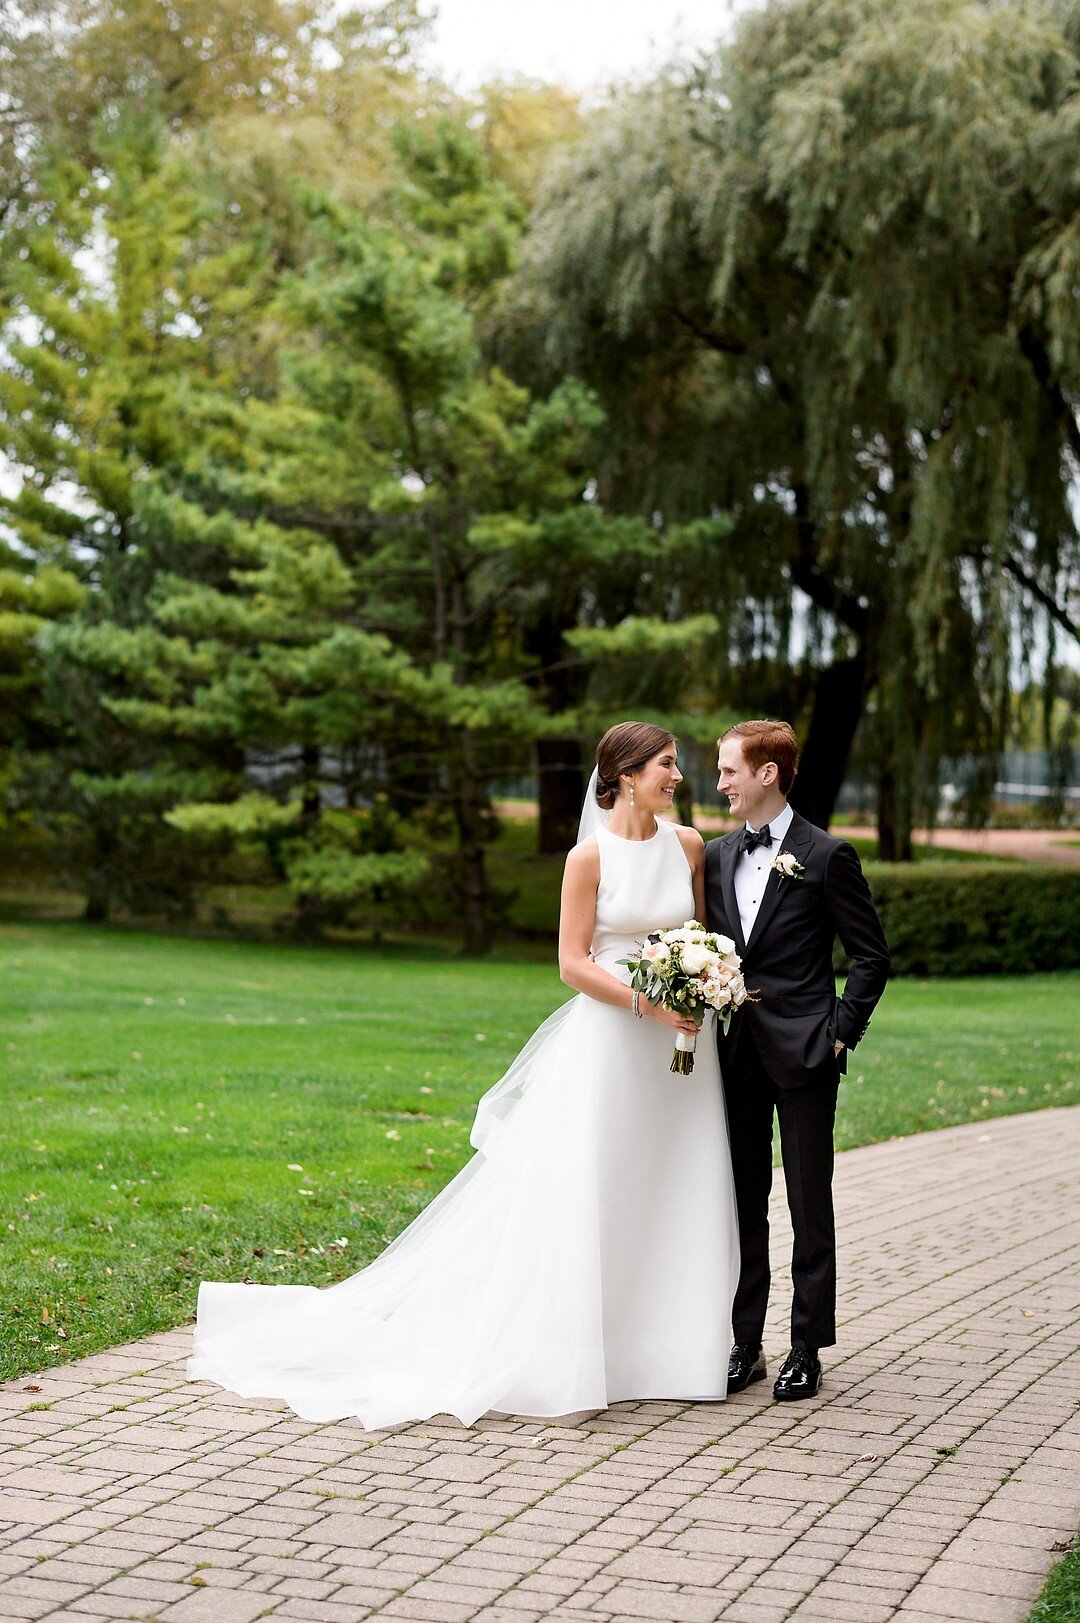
[705,719,891,1400]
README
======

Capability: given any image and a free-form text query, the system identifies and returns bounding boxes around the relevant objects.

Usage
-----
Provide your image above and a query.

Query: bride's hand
[645,1002,700,1037]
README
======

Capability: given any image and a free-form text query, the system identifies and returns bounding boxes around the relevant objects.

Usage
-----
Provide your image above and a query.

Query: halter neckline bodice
[591,819,694,979]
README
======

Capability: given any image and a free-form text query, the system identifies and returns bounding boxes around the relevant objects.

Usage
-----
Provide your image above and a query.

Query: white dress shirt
[734,800,795,943]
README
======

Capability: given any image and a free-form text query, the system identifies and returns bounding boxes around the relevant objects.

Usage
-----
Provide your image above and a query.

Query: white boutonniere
[772,851,805,880]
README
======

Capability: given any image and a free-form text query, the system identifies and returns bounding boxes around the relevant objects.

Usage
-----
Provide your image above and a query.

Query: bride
[188,722,740,1427]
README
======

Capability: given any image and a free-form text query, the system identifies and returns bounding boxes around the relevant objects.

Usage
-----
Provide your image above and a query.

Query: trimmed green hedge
[842,862,1080,977]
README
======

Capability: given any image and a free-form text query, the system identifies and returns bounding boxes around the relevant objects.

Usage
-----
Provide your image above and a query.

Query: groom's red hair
[720,719,799,796]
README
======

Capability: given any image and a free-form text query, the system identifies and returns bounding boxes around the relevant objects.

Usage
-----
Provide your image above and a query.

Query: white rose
[713,935,736,957]
[680,942,713,974]
[702,979,732,1010]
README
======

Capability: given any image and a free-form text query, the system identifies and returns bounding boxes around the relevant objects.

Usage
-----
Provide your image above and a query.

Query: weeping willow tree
[508,0,1080,855]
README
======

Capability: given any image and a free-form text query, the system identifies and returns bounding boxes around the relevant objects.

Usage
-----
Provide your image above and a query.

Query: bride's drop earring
[630,781,635,808]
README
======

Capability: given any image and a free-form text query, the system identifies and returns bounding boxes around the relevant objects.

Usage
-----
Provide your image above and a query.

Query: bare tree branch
[667,304,746,357]
[1003,553,1079,643]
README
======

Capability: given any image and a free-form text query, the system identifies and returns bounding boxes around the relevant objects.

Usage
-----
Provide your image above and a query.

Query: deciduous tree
[513,0,1080,854]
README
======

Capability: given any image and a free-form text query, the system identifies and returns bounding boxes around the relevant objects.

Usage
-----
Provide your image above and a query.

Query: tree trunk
[523,605,588,855]
[300,743,320,829]
[790,649,868,830]
[293,743,323,935]
[458,824,489,956]
[445,559,491,953]
[454,743,490,956]
[83,890,109,924]
[876,765,913,862]
[674,778,695,830]
[82,824,113,923]
[536,736,584,852]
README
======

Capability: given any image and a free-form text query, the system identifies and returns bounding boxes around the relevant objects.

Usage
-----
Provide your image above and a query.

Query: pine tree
[0,106,240,915]
[0,0,439,918]
[141,118,608,949]
[21,109,610,948]
[0,550,83,855]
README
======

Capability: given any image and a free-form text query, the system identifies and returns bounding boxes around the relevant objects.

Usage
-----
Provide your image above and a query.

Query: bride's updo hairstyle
[594,722,677,809]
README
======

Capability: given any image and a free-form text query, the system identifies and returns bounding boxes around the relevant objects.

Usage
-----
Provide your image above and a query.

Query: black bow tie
[741,824,773,854]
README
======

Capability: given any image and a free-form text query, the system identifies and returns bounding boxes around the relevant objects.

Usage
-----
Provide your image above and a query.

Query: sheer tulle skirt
[188,991,740,1428]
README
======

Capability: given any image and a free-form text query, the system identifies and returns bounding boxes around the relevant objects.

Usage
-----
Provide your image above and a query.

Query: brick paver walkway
[2,1107,1078,1623]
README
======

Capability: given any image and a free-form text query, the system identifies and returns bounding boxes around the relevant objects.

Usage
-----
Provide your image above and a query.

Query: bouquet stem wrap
[671,1029,698,1075]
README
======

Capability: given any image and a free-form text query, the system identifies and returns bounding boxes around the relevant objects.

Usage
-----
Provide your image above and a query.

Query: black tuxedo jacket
[704,811,891,1090]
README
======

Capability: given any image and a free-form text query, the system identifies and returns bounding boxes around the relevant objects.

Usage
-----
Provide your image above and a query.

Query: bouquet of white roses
[620,920,755,1074]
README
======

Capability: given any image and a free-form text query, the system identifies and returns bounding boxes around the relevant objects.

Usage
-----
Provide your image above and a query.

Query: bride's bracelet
[632,989,643,1018]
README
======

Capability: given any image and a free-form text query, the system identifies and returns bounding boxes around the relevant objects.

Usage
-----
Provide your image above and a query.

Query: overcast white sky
[422,0,759,94]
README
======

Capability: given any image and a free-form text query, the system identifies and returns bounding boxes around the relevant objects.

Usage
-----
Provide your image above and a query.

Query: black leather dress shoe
[773,1345,822,1401]
[727,1343,767,1393]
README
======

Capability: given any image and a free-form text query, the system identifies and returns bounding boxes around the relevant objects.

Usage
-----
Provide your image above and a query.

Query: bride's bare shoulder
[563,837,600,880]
[672,823,705,860]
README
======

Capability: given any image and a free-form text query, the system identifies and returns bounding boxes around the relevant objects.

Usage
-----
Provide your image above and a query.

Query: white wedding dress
[188,819,740,1427]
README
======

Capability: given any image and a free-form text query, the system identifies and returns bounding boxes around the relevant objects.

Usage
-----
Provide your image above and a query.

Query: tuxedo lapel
[719,832,746,955]
[744,812,814,950]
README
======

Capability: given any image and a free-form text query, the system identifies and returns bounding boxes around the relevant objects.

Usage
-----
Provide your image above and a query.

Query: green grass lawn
[1030,1543,1080,1623]
[1,920,1077,1384]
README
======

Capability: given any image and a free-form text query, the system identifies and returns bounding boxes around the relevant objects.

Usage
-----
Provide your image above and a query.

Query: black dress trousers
[723,1024,839,1351]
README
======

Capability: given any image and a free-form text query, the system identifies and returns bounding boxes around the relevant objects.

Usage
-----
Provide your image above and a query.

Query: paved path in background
[839,826,1080,865]
[1,1108,1078,1623]
[687,820,1079,865]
